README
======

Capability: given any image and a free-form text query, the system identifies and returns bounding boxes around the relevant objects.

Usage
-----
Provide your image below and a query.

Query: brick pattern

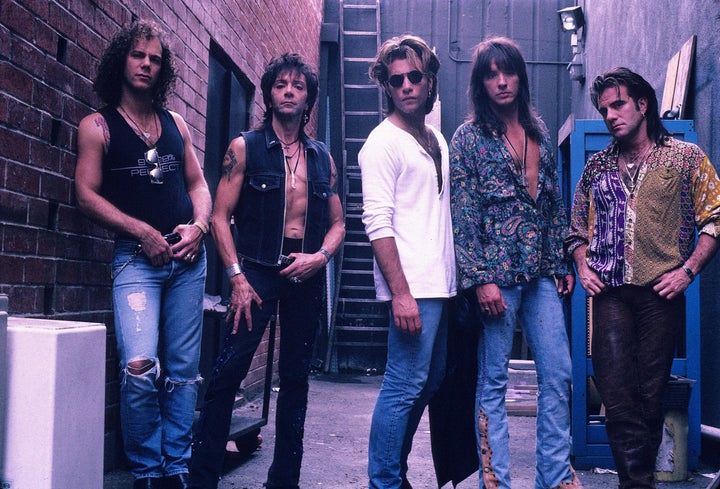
[1,0,324,471]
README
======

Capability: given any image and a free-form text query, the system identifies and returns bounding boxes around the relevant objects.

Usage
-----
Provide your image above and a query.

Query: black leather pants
[591,285,683,489]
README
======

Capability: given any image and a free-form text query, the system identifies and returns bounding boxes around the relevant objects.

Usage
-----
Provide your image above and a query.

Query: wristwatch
[681,265,695,282]
[318,248,331,263]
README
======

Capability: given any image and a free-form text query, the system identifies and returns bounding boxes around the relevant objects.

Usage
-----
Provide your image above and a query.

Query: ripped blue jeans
[112,239,206,479]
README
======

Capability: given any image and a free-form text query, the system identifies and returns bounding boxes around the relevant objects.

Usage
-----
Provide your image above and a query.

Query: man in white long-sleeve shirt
[359,34,456,489]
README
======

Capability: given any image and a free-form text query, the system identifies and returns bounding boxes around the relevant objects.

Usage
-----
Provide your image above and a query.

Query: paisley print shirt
[450,121,572,290]
[566,137,720,287]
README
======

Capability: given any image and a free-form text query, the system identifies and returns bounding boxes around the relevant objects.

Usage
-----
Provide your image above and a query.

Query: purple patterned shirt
[566,138,720,287]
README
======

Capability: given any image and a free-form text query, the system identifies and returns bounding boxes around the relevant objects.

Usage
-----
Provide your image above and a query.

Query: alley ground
[104,369,720,489]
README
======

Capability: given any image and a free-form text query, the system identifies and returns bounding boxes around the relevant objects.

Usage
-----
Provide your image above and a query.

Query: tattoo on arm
[222,148,237,181]
[94,115,110,149]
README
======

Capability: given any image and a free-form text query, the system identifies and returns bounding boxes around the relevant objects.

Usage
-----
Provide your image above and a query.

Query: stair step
[343,4,377,10]
[335,317,388,333]
[341,242,369,249]
[343,30,377,36]
[344,57,376,63]
[334,341,386,347]
[341,256,373,262]
[346,110,380,116]
[338,297,384,303]
[341,269,372,275]
[340,270,373,276]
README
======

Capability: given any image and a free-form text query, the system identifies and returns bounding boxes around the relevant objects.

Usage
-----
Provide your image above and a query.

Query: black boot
[609,441,656,489]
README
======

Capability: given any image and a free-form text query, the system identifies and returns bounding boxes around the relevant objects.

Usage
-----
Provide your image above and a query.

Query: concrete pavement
[104,370,720,489]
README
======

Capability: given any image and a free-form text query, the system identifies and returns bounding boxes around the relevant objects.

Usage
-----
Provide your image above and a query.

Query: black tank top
[100,107,193,236]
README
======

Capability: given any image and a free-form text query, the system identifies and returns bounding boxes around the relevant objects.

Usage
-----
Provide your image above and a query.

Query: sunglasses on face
[145,147,163,185]
[386,70,424,88]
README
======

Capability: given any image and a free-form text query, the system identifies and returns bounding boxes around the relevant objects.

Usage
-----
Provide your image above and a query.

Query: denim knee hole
[123,356,160,383]
[164,374,203,392]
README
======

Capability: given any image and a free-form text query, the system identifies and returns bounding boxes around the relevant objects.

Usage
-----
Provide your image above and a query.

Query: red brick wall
[0,0,324,470]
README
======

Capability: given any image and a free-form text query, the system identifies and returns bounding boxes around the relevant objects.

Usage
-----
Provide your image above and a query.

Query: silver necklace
[119,105,157,145]
[284,142,303,190]
[620,143,654,193]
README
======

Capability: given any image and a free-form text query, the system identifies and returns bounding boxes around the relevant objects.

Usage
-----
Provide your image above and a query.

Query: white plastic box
[1,317,106,489]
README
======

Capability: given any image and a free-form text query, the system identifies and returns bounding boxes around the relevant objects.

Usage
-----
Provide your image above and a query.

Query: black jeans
[591,285,683,489]
[190,246,323,489]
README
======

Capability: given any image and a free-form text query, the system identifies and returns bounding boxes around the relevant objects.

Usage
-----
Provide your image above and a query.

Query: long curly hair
[259,53,319,131]
[93,19,177,109]
[468,36,542,141]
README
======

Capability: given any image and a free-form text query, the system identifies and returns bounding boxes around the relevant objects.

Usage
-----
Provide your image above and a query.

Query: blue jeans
[368,299,448,489]
[190,257,323,489]
[476,277,573,489]
[112,239,206,479]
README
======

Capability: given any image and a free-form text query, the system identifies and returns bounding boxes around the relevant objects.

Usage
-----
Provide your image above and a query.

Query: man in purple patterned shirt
[566,67,720,489]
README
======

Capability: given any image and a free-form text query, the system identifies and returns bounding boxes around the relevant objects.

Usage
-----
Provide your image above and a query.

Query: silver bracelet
[319,248,331,263]
[192,221,209,235]
[226,263,243,279]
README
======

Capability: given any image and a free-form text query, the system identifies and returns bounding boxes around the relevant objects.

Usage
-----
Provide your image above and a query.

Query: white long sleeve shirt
[359,119,456,301]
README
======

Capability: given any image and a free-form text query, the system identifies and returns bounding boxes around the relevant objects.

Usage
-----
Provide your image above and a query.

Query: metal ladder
[325,0,388,372]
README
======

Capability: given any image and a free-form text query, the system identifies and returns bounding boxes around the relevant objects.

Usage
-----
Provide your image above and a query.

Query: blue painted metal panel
[563,120,701,470]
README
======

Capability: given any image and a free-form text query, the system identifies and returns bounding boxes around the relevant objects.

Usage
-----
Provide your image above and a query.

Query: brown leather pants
[591,285,683,489]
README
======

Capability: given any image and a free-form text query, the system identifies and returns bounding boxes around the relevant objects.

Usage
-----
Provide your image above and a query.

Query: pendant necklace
[278,135,299,151]
[119,105,156,146]
[284,141,302,190]
[621,143,653,193]
[504,130,527,187]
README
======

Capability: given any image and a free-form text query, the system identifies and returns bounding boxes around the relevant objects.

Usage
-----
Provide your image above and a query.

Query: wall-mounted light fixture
[557,6,585,83]
[558,6,584,32]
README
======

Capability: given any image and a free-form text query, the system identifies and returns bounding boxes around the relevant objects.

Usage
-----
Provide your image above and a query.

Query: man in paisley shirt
[450,37,580,489]
[566,67,720,489]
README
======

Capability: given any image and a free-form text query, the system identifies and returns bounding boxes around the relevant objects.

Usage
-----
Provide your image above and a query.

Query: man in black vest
[189,53,344,489]
[75,20,212,489]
